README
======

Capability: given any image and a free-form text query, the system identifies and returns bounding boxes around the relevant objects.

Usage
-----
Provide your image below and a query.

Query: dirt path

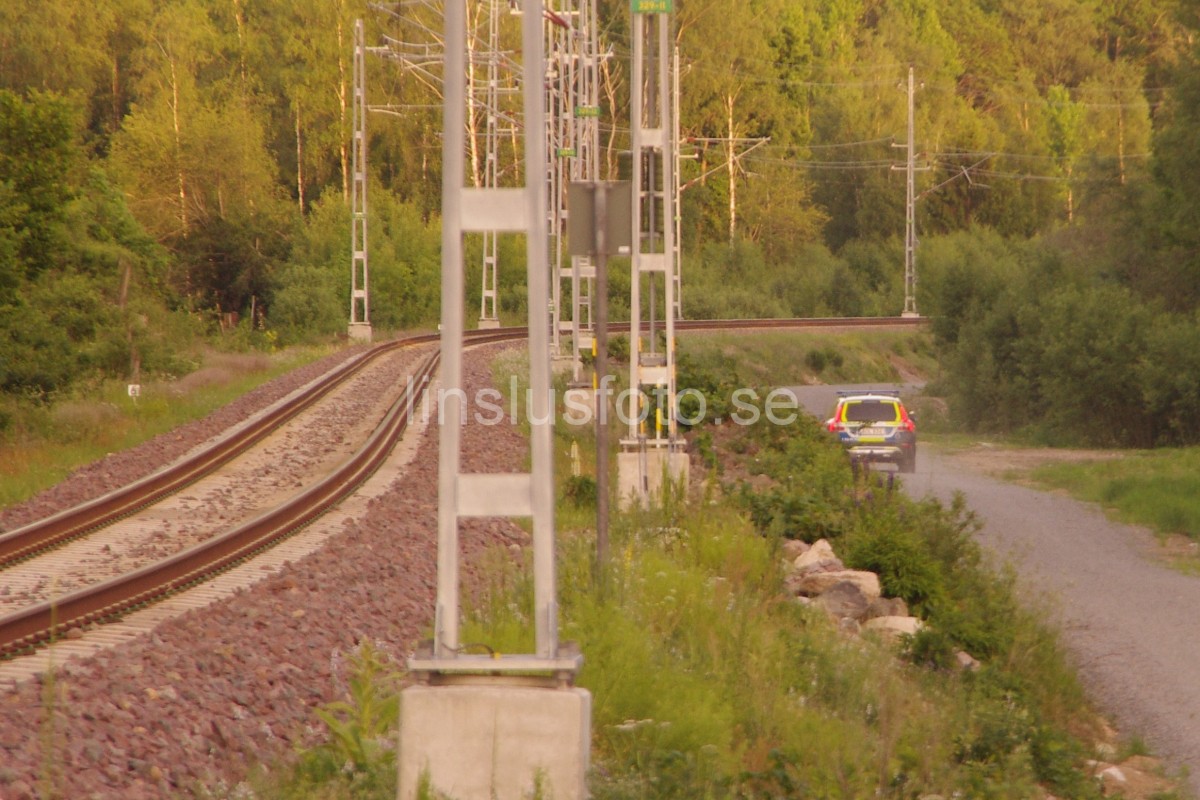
[906,447,1200,792]
[785,384,1200,791]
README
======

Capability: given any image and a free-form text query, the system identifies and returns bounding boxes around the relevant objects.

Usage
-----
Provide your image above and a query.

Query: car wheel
[899,451,917,474]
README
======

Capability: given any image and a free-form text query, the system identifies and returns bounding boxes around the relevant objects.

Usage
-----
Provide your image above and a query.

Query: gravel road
[907,449,1200,793]
[789,383,1200,793]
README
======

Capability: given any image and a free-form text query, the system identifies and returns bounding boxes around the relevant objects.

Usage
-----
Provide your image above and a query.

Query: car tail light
[827,421,843,433]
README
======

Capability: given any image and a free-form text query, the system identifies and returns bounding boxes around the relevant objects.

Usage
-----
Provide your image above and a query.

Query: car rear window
[842,400,900,423]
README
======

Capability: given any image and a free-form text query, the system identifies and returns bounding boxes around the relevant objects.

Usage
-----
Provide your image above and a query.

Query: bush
[843,523,947,613]
[269,264,345,344]
[563,474,597,507]
[607,335,630,363]
[803,347,843,374]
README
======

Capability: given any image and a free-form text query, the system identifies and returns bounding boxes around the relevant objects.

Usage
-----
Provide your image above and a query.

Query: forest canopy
[1,0,1200,443]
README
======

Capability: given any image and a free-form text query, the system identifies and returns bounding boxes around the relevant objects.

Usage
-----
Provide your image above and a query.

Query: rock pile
[781,537,950,650]
[782,540,1178,800]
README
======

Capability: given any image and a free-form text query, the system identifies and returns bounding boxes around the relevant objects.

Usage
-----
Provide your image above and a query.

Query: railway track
[0,317,922,659]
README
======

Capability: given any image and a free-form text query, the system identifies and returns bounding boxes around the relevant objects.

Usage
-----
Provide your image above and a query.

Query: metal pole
[628,13,643,438]
[594,185,609,581]
[523,0,557,659]
[349,19,371,338]
[904,65,917,317]
[672,43,682,320]
[436,0,467,659]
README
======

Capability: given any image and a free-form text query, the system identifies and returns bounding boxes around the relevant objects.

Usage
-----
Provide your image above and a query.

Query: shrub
[607,334,630,363]
[268,264,345,345]
[281,640,401,797]
[803,348,827,373]
[803,347,844,374]
[563,474,597,507]
[843,523,947,613]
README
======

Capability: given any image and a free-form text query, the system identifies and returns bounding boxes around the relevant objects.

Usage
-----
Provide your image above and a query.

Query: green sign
[557,147,577,158]
[631,0,672,11]
[574,105,601,118]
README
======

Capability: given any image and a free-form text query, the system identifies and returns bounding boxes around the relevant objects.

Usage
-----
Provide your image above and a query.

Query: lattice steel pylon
[348,19,372,342]
[545,0,602,371]
[626,6,677,445]
[671,44,682,320]
[406,0,576,674]
[475,0,511,328]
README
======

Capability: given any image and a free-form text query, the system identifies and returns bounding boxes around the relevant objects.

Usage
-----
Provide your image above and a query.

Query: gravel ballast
[0,344,529,799]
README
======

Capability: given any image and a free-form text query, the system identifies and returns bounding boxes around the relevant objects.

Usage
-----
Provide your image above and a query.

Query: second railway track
[0,317,921,659]
[0,328,526,658]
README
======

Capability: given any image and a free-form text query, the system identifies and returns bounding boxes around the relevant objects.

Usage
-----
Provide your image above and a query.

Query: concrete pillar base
[397,678,591,800]
[617,447,689,509]
[477,317,502,329]
[347,322,373,342]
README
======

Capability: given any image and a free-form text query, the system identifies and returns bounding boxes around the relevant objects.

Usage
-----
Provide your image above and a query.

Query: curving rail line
[0,316,922,657]
[0,338,423,569]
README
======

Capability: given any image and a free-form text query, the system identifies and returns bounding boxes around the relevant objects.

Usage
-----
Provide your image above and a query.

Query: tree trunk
[169,48,189,237]
[337,16,350,203]
[118,258,132,309]
[600,57,622,179]
[1117,102,1126,186]
[726,94,736,241]
[296,102,306,212]
[111,53,121,135]
[232,0,249,97]
[119,258,140,383]
[466,6,483,189]
[1066,164,1074,223]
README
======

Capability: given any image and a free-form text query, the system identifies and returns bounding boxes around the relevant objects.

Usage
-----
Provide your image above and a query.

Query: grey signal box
[567,181,633,257]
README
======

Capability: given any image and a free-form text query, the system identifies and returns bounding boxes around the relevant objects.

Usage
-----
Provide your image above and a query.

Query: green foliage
[803,345,843,374]
[260,347,1132,799]
[562,474,598,508]
[933,252,1200,447]
[0,0,1196,421]
[0,296,78,398]
[675,349,744,424]
[606,335,630,363]
[297,640,401,793]
[366,194,441,331]
[458,471,1108,799]
[844,520,947,613]
[1030,448,1200,542]
[0,346,328,508]
[269,264,345,345]
[289,190,441,333]
[0,90,80,284]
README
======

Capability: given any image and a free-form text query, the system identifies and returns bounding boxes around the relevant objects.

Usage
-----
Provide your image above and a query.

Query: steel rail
[0,328,526,657]
[0,335,428,568]
[0,327,538,568]
[0,352,434,657]
[0,317,921,656]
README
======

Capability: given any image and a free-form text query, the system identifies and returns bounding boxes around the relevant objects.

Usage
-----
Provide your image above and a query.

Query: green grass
[1030,448,1200,542]
[453,387,1121,799]
[459,494,1116,799]
[678,328,937,389]
[0,345,335,510]
[209,345,1190,800]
